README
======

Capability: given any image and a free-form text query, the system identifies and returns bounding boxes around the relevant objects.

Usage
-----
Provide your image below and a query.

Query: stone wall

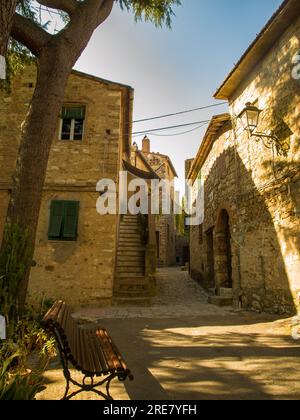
[190,15,300,314]
[141,149,177,267]
[0,65,131,307]
[156,214,176,267]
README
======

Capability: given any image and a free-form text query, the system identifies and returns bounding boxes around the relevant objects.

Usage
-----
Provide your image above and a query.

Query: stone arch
[214,208,233,291]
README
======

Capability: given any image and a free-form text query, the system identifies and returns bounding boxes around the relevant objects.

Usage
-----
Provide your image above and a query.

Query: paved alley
[74,267,230,321]
[38,268,300,400]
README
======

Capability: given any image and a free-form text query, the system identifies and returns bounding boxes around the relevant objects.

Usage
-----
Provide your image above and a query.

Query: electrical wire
[133,121,209,138]
[132,119,211,136]
[133,102,228,124]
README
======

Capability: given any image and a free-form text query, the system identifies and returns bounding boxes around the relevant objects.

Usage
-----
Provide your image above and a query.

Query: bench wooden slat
[42,301,133,380]
[87,329,107,376]
[96,328,123,373]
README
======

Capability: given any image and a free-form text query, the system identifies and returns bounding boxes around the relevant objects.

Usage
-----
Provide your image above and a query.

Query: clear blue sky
[74,0,282,194]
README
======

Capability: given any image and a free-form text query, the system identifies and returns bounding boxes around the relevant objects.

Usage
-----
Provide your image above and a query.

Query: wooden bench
[42,301,134,400]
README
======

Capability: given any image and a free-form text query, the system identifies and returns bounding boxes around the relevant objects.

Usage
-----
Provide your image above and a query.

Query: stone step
[117,259,144,265]
[115,282,148,290]
[116,273,146,280]
[117,255,145,262]
[208,295,233,307]
[119,236,142,242]
[117,251,145,258]
[116,267,144,274]
[117,261,145,272]
[120,223,140,229]
[219,288,233,298]
[120,218,139,224]
[118,239,143,246]
[112,297,150,306]
[118,246,145,253]
[119,229,141,235]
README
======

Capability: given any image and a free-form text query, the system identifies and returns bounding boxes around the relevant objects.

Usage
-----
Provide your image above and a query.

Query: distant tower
[142,136,150,154]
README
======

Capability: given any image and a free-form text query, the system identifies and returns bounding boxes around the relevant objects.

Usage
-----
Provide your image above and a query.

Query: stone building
[188,0,300,314]
[0,65,155,306]
[137,136,178,267]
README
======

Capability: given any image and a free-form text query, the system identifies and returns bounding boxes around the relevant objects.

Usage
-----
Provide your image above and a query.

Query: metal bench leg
[106,375,115,400]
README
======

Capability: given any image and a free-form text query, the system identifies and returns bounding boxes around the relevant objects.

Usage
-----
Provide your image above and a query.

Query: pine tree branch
[11,13,51,56]
[36,0,78,16]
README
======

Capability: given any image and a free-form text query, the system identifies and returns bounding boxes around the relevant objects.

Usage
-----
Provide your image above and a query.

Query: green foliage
[0,308,57,400]
[0,224,31,326]
[0,352,45,400]
[118,0,181,28]
[3,0,181,85]
[1,0,45,91]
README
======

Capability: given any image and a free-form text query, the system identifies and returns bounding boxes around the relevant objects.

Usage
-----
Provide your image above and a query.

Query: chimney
[142,136,150,154]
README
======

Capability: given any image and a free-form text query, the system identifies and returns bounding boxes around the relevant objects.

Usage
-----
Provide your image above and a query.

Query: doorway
[206,228,215,288]
[215,209,232,289]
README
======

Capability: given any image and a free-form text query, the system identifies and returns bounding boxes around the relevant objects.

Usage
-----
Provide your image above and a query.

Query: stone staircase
[113,215,150,305]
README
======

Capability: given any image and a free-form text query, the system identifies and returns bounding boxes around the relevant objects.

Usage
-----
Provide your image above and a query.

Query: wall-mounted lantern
[238,102,262,134]
[238,102,281,151]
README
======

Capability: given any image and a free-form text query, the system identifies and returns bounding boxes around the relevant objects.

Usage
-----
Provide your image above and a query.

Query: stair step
[112,297,150,306]
[119,237,142,242]
[117,252,145,263]
[117,251,145,262]
[219,288,233,298]
[116,282,148,290]
[119,243,143,247]
[117,246,145,252]
[116,273,146,279]
[117,258,144,265]
[117,265,144,271]
[117,268,144,274]
[119,231,141,237]
[208,296,233,307]
[120,224,139,229]
[121,218,139,223]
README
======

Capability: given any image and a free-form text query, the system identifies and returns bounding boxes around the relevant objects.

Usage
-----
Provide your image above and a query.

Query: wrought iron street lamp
[238,102,281,151]
[238,102,262,134]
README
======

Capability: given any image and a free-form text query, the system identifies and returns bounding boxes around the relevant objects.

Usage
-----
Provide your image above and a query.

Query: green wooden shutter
[62,201,79,240]
[61,106,86,119]
[48,201,64,239]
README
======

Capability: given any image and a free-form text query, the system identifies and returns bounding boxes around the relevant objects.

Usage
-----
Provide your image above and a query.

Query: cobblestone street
[38,268,300,400]
[74,267,231,321]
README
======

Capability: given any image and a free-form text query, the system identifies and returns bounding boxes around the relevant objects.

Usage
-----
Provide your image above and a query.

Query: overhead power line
[138,122,208,137]
[133,102,228,124]
[133,121,209,138]
[132,119,211,136]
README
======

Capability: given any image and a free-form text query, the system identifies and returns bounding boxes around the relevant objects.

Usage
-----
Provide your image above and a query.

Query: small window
[59,105,85,141]
[48,200,79,241]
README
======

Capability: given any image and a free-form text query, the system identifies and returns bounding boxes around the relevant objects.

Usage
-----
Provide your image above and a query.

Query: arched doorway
[215,209,232,290]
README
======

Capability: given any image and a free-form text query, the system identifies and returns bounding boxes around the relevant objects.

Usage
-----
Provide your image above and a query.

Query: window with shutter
[48,200,79,241]
[48,201,64,240]
[59,105,86,141]
[63,201,79,240]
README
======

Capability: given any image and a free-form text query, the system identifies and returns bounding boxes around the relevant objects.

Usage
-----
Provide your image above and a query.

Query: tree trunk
[0,0,115,316]
[0,0,19,58]
[3,46,74,310]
